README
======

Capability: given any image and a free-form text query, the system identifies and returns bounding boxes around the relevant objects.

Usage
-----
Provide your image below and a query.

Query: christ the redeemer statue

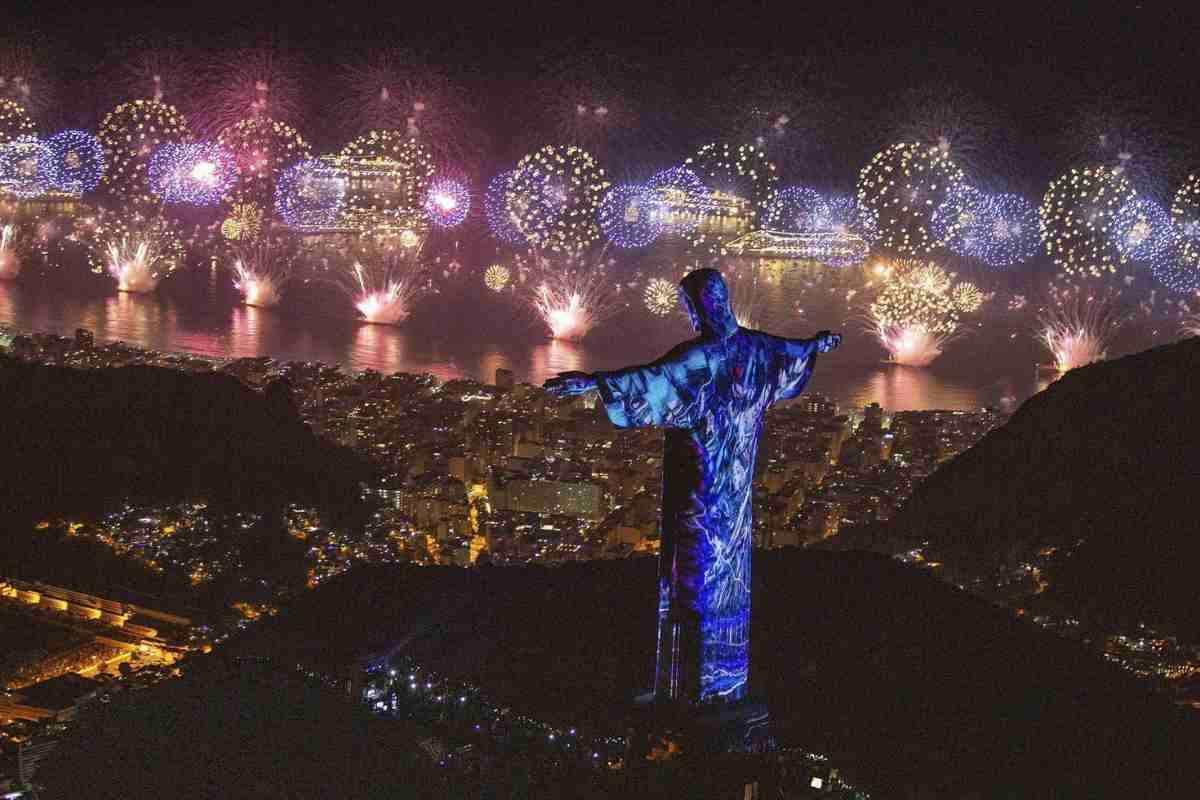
[545,268,840,707]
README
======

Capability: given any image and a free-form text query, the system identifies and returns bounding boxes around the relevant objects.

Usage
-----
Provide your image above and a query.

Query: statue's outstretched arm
[768,330,842,403]
[544,342,710,429]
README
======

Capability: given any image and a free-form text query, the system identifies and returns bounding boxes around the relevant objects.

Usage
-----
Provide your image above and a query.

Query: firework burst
[763,186,831,233]
[45,129,105,195]
[0,221,23,279]
[857,142,966,255]
[483,263,511,292]
[423,176,470,228]
[824,193,880,245]
[1149,236,1200,295]
[312,241,430,325]
[221,203,265,242]
[194,46,305,136]
[274,158,346,229]
[148,141,237,206]
[867,260,978,366]
[230,232,299,308]
[96,99,190,201]
[644,166,709,237]
[683,142,778,254]
[0,135,55,199]
[0,99,34,145]
[1112,196,1176,263]
[336,49,477,167]
[1038,284,1124,372]
[969,192,1040,268]
[930,184,985,257]
[83,207,185,293]
[643,276,678,316]
[484,171,526,246]
[217,117,311,207]
[597,182,660,249]
[506,145,608,254]
[1040,165,1135,277]
[338,130,436,234]
[526,252,621,340]
[1171,174,1200,277]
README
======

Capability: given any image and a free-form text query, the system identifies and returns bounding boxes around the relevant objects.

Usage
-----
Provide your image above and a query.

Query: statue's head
[679,268,738,341]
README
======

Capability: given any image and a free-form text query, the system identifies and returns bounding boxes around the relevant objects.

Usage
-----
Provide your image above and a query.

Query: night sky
[9,1,1200,188]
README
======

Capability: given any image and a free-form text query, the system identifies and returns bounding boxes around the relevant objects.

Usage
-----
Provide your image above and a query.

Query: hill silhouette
[0,355,370,519]
[36,664,438,800]
[227,552,1198,798]
[830,337,1200,636]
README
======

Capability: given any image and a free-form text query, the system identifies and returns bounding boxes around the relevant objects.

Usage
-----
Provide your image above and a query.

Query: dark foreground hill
[37,666,438,800]
[830,337,1200,636]
[224,551,1197,798]
[0,355,369,518]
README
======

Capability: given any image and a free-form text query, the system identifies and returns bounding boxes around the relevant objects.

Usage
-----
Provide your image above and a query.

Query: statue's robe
[595,270,820,704]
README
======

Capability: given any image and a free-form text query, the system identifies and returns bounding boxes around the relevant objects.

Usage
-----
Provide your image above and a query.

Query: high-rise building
[861,402,883,435]
[495,368,514,391]
[804,395,838,418]
[501,479,602,518]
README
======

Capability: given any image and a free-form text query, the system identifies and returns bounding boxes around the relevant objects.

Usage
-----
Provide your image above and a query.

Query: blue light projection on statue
[544,269,840,705]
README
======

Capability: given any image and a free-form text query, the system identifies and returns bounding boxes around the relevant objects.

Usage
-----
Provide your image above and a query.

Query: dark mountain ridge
[228,551,1198,797]
[0,354,371,518]
[832,337,1200,635]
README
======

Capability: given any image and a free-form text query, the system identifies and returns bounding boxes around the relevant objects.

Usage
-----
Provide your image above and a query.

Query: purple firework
[424,176,471,228]
[148,141,237,206]
[597,182,660,248]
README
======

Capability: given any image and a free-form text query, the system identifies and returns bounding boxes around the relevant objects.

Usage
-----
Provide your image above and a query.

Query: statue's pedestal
[626,693,775,758]
[623,695,777,798]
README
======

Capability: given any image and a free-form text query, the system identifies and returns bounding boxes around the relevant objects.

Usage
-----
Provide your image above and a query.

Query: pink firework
[875,325,947,368]
[423,176,471,228]
[193,45,304,136]
[106,36,195,108]
[230,234,298,308]
[313,241,429,325]
[336,49,477,167]
[528,257,620,341]
[1038,285,1124,373]
[0,222,21,279]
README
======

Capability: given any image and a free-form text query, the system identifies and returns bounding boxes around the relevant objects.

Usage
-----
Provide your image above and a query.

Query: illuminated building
[646,187,753,238]
[498,479,602,519]
[724,228,869,264]
[282,155,430,241]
